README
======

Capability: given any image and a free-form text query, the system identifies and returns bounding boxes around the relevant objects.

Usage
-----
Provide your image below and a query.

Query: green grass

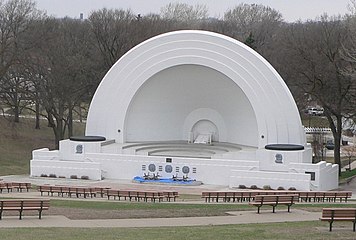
[1,199,355,239]
[340,168,356,181]
[50,199,356,211]
[0,221,354,240]
[0,117,84,176]
[51,199,253,211]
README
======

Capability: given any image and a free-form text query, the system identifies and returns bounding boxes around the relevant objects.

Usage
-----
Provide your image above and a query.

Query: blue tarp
[133,176,196,184]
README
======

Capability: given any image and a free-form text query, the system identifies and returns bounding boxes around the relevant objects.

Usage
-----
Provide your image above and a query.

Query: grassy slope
[0,116,84,176]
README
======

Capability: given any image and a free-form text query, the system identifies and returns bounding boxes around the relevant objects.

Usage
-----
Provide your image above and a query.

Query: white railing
[304,127,332,134]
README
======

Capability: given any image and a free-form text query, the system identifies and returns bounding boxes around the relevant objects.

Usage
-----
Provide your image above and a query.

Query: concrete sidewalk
[0,209,320,228]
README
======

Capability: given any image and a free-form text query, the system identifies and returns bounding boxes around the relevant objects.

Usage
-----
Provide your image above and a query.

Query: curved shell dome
[86,30,305,148]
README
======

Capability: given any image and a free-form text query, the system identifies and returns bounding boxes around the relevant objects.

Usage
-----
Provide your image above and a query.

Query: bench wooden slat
[320,208,356,232]
[0,199,50,220]
[249,194,299,213]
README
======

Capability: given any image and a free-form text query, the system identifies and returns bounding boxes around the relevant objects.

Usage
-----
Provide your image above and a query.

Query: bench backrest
[38,185,51,191]
[254,194,299,203]
[299,191,352,198]
[322,208,356,218]
[1,199,50,208]
[163,191,178,197]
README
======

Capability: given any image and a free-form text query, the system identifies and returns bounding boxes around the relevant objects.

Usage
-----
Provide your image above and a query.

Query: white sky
[34,0,352,22]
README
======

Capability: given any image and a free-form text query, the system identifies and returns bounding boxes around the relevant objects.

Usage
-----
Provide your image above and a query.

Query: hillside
[0,117,84,176]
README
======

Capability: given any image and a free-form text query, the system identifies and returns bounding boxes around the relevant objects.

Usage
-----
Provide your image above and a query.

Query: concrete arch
[182,108,227,142]
[86,30,305,148]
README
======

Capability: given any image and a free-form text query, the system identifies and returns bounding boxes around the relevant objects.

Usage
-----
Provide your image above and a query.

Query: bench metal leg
[329,221,333,232]
[272,205,276,213]
[353,221,356,232]
[287,205,291,212]
[257,206,261,214]
[39,210,42,219]
[19,210,22,220]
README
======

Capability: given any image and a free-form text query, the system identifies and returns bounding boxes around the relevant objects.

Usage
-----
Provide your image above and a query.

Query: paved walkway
[0,209,320,228]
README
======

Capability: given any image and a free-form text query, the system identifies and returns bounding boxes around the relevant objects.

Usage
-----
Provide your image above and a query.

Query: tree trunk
[13,105,20,123]
[78,102,83,123]
[327,113,342,176]
[67,106,73,138]
[53,118,64,150]
[47,112,55,127]
[333,115,343,176]
[35,100,40,129]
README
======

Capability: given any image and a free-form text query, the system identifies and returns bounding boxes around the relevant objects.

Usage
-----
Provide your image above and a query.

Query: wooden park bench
[0,182,32,193]
[0,199,50,220]
[0,182,8,193]
[71,187,97,198]
[95,187,111,198]
[201,191,232,202]
[10,182,32,192]
[320,208,356,231]
[137,191,164,202]
[299,191,352,203]
[249,194,299,213]
[163,191,179,202]
[201,191,296,203]
[201,191,218,202]
[37,185,70,197]
[106,190,139,201]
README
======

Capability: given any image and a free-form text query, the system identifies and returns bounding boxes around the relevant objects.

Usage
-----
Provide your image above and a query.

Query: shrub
[49,174,57,178]
[263,185,272,190]
[70,175,78,179]
[238,184,246,189]
[288,187,297,191]
[81,175,89,180]
[40,174,48,177]
[250,185,258,189]
[277,186,285,190]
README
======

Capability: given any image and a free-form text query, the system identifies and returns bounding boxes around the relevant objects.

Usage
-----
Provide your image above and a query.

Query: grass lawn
[0,117,84,176]
[49,199,356,211]
[1,200,356,239]
[0,221,355,240]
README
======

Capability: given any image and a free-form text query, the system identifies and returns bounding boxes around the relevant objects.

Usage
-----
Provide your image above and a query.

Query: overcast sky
[34,0,352,22]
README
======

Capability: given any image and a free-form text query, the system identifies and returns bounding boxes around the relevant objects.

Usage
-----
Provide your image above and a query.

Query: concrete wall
[229,170,311,190]
[30,141,338,190]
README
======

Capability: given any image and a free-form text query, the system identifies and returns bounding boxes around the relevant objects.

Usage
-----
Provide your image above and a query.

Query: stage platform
[101,140,256,159]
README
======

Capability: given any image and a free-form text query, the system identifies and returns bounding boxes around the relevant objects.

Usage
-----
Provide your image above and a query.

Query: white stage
[30,30,338,190]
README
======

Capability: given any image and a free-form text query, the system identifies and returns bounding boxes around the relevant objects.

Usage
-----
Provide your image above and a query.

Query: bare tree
[29,18,98,148]
[0,0,43,122]
[278,15,355,174]
[88,8,136,69]
[160,3,208,22]
[0,64,31,122]
[342,145,356,170]
[223,3,283,52]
